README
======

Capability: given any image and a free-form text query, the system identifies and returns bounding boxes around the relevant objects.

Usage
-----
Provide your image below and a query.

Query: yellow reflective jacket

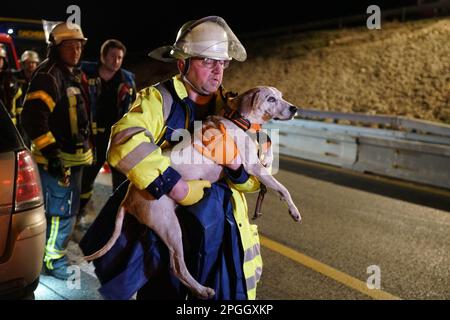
[107,75,263,299]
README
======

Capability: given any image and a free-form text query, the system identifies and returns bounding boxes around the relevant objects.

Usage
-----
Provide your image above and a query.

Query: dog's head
[228,86,299,124]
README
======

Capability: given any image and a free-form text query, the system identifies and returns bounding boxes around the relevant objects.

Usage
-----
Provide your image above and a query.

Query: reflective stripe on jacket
[21,58,92,167]
[107,74,263,298]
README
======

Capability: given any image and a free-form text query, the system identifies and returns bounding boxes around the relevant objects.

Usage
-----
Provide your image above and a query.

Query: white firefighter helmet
[149,16,246,62]
[21,50,40,63]
[48,22,87,46]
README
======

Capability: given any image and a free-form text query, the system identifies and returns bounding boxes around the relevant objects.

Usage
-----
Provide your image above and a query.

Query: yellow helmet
[149,16,246,62]
[48,22,87,46]
[21,50,40,63]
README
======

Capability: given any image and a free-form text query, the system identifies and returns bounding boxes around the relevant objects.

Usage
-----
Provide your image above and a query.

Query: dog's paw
[289,206,302,223]
[260,156,273,169]
[196,287,215,300]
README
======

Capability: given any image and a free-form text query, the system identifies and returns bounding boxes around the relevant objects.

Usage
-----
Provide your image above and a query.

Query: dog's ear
[231,88,261,116]
[227,95,240,111]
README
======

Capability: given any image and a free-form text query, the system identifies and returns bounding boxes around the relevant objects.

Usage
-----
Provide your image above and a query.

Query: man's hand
[47,157,66,179]
[168,179,211,206]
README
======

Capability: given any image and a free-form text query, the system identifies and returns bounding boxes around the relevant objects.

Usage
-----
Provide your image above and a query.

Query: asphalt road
[252,156,450,300]
[35,156,450,300]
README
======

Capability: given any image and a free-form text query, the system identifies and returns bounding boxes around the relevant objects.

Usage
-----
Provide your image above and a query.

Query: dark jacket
[21,58,93,166]
[0,68,21,123]
[81,61,136,135]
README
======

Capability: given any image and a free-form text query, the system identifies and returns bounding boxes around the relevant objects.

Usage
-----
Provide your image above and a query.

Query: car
[0,33,20,70]
[0,100,46,299]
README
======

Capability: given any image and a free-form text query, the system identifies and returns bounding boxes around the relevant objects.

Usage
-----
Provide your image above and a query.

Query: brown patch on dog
[262,112,272,122]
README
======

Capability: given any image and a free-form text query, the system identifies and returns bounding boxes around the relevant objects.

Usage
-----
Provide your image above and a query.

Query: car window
[0,101,23,152]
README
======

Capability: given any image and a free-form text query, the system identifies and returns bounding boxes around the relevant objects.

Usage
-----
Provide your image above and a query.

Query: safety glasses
[194,57,230,69]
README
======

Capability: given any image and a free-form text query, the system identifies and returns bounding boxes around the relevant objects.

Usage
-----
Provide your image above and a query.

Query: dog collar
[223,109,262,133]
[222,107,272,159]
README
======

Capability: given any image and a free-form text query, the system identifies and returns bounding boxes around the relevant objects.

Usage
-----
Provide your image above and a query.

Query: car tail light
[15,150,43,212]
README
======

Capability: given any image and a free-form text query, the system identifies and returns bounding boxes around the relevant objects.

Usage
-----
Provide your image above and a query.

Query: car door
[0,100,23,258]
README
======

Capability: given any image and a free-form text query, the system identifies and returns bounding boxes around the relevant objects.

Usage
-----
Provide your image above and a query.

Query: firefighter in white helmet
[80,16,263,300]
[22,22,92,280]
[20,50,41,82]
[15,50,41,146]
[20,50,40,80]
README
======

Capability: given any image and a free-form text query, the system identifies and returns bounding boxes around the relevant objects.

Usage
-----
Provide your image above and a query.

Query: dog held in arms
[83,86,301,299]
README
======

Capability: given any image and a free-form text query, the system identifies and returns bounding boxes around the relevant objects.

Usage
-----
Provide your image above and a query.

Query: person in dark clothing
[15,50,41,147]
[16,50,40,104]
[0,44,21,125]
[79,39,136,220]
[21,22,92,280]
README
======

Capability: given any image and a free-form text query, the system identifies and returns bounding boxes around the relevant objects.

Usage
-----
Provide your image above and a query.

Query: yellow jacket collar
[172,75,189,100]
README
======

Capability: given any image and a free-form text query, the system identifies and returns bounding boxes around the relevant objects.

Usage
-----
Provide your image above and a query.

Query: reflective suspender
[154,82,173,122]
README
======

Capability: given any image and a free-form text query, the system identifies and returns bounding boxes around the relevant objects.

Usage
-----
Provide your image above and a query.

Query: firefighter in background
[0,44,22,124]
[21,22,92,280]
[80,16,263,300]
[16,50,41,146]
[79,39,136,221]
[17,50,40,103]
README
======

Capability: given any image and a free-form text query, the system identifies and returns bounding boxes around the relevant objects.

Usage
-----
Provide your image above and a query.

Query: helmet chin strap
[182,75,211,96]
[181,58,212,96]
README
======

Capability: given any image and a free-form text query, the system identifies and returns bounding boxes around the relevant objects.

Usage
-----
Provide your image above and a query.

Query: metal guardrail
[265,110,450,190]
[299,109,450,137]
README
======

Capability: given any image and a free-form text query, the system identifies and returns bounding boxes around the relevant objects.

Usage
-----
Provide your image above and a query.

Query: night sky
[3,0,417,59]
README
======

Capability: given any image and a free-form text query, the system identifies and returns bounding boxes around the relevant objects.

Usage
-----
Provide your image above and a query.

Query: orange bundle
[194,123,239,165]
